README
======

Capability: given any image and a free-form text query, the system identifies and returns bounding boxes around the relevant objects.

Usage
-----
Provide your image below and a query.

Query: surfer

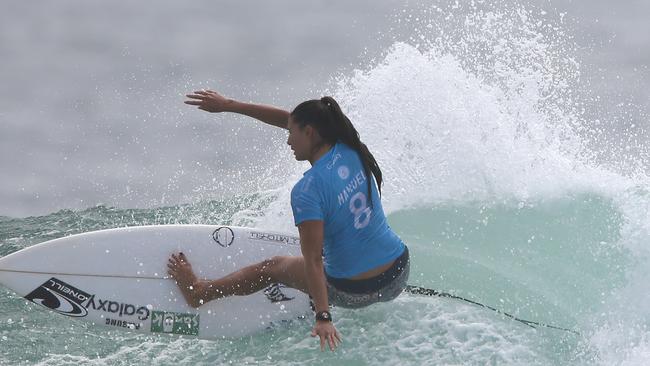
[168,90,410,352]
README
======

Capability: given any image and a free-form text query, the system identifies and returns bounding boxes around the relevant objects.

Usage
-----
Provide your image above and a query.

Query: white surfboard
[0,225,311,339]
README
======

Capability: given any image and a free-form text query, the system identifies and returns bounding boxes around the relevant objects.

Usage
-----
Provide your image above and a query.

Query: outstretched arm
[185,90,289,129]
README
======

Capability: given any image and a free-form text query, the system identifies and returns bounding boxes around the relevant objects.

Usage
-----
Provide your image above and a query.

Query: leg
[167,252,309,308]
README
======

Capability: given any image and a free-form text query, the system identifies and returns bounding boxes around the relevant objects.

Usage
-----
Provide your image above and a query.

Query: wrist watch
[315,310,332,322]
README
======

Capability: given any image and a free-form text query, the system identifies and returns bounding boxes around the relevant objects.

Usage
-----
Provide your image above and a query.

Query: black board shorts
[325,246,410,309]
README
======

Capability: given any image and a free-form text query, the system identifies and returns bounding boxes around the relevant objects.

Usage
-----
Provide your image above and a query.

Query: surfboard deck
[0,225,311,339]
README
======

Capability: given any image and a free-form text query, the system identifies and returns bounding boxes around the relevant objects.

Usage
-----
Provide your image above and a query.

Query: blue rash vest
[290,142,405,279]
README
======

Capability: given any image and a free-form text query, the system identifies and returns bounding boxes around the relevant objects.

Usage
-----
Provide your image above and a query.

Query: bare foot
[167,252,203,308]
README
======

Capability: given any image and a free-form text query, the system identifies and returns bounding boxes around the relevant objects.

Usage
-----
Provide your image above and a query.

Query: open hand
[167,252,203,308]
[311,321,342,352]
[184,89,232,113]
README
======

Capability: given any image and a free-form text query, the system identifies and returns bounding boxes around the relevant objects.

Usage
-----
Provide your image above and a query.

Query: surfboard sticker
[212,227,235,247]
[150,311,200,336]
[25,277,91,317]
[24,277,153,327]
[248,231,301,246]
[83,294,152,324]
[264,283,295,303]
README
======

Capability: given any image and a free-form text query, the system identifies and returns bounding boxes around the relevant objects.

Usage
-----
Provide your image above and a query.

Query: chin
[291,151,304,161]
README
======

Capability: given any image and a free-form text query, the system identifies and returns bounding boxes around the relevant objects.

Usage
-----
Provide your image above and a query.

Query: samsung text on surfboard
[105,318,142,330]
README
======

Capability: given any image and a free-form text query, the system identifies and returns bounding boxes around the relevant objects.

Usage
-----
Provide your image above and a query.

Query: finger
[335,331,342,344]
[186,94,205,100]
[328,334,335,351]
[186,95,205,100]
[193,90,209,95]
[311,329,317,337]
[184,100,203,105]
[320,335,325,352]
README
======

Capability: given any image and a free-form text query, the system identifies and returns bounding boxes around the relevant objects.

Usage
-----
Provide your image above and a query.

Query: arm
[298,220,329,313]
[185,89,289,129]
[298,220,342,352]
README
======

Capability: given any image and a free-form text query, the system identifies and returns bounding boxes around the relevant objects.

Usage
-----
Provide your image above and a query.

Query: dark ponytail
[290,97,383,205]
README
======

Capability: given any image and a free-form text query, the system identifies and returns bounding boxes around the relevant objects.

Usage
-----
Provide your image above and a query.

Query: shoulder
[290,171,325,219]
[337,142,357,153]
[291,171,322,198]
[335,142,361,164]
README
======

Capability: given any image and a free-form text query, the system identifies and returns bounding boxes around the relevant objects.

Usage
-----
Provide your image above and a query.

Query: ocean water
[2,1,650,365]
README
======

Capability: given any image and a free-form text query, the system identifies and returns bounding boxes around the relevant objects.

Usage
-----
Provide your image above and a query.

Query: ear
[304,124,315,138]
[307,126,324,144]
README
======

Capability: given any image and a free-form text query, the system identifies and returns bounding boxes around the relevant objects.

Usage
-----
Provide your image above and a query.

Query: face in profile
[287,116,314,162]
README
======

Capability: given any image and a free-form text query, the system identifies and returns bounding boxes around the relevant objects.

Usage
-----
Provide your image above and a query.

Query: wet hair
[290,96,383,204]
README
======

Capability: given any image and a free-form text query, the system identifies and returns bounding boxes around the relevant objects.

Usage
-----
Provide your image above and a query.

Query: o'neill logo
[24,277,151,322]
[25,277,91,317]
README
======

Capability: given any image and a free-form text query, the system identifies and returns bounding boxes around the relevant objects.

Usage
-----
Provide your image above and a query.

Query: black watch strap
[315,310,332,322]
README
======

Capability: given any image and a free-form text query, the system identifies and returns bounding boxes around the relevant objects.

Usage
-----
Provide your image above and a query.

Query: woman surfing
[168,90,409,352]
